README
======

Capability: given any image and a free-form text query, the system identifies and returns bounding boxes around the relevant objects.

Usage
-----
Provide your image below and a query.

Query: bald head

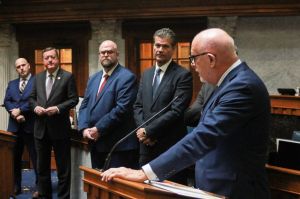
[191,28,238,84]
[15,58,31,78]
[99,40,119,72]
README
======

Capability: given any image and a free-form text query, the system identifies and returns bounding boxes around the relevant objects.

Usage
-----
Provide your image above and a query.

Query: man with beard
[78,40,139,170]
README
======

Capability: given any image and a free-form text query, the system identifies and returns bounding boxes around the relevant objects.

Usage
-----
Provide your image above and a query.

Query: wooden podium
[0,130,16,199]
[80,166,224,199]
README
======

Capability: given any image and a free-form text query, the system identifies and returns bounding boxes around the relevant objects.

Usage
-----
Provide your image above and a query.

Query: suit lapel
[92,65,121,108]
[152,62,174,104]
[21,75,33,97]
[47,68,63,101]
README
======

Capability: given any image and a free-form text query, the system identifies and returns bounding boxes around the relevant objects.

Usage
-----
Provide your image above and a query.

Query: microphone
[101,95,179,171]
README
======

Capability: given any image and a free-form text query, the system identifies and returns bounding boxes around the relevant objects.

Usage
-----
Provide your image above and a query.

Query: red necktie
[97,74,109,97]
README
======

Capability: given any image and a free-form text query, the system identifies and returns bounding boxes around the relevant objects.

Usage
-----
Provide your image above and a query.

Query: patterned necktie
[97,74,109,98]
[19,78,27,93]
[46,74,54,100]
[152,68,161,99]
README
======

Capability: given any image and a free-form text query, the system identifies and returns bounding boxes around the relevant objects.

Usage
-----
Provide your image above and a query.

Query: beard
[101,59,115,70]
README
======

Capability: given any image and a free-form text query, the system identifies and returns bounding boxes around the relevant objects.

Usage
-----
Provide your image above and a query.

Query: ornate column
[0,24,18,131]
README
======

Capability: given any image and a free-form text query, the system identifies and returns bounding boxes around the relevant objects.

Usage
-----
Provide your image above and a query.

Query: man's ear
[207,53,216,68]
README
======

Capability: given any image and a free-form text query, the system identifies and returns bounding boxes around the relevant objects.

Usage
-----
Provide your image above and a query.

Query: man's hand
[136,128,147,142]
[101,167,148,182]
[16,115,25,123]
[45,106,59,116]
[83,127,100,141]
[11,108,21,118]
[89,127,100,140]
[34,106,47,116]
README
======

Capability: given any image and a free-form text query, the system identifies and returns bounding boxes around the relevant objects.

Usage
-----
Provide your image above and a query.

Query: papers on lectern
[145,180,225,199]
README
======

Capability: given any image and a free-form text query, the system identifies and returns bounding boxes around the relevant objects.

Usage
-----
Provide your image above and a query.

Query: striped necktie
[19,78,27,93]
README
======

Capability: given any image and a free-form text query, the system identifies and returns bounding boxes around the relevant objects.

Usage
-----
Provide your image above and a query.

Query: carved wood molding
[1,1,300,23]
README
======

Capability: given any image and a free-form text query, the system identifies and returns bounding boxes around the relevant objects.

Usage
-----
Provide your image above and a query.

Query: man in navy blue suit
[4,58,37,197]
[101,28,271,199]
[78,40,138,169]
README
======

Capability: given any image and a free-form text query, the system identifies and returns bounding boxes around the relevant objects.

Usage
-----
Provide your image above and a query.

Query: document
[145,180,225,199]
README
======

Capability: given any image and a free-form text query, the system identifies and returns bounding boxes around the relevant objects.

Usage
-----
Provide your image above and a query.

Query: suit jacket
[134,61,193,156]
[149,62,270,199]
[29,68,79,140]
[4,75,35,133]
[78,64,138,152]
[184,83,215,127]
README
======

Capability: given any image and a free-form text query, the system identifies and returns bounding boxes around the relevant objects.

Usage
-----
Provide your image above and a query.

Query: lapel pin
[57,77,61,80]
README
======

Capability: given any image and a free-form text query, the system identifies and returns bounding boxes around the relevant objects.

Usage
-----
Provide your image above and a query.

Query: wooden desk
[270,95,300,116]
[80,166,225,199]
[266,164,300,196]
[0,130,16,199]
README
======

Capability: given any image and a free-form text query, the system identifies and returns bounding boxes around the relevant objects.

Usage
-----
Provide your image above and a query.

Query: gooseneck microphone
[101,95,179,171]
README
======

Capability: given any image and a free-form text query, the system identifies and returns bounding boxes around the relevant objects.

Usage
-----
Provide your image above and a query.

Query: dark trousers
[35,134,71,199]
[13,131,37,190]
[90,147,139,170]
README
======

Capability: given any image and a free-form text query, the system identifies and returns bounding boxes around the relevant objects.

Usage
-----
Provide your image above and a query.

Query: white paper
[144,180,224,199]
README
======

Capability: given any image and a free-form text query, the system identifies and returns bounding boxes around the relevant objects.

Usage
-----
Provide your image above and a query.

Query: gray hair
[153,28,176,47]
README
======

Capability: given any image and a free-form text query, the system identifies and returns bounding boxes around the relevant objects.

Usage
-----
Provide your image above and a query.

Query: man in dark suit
[78,40,138,170]
[101,28,271,199]
[184,83,215,127]
[4,58,37,197]
[29,47,78,199]
[133,28,193,184]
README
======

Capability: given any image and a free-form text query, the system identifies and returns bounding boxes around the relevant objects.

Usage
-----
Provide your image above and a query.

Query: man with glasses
[101,28,271,199]
[133,28,193,184]
[78,40,139,170]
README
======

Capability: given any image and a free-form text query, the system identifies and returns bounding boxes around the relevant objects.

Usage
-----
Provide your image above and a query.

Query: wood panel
[0,0,300,23]
[80,166,225,199]
[0,130,16,199]
[266,164,300,197]
[270,95,300,116]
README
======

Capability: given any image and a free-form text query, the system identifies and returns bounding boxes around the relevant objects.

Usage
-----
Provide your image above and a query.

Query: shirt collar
[102,63,118,77]
[155,59,172,73]
[20,73,31,81]
[217,59,242,87]
[47,67,59,79]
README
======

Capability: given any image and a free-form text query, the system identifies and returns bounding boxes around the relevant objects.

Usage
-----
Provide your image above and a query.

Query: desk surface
[266,164,300,195]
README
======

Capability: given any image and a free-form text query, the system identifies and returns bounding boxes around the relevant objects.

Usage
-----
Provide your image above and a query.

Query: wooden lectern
[0,130,16,199]
[80,166,224,199]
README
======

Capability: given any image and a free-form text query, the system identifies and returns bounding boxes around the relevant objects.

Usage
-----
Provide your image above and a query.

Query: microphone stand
[101,96,179,171]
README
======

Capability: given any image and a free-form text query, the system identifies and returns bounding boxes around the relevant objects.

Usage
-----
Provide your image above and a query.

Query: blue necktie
[152,68,161,99]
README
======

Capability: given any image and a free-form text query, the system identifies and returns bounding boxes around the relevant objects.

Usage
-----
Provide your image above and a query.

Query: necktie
[19,78,26,93]
[97,74,109,98]
[152,68,161,99]
[46,74,54,100]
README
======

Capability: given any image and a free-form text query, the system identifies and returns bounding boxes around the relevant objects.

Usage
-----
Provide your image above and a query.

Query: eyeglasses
[188,52,209,64]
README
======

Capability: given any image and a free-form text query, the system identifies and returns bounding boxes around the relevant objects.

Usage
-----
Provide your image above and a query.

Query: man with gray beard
[78,40,139,169]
